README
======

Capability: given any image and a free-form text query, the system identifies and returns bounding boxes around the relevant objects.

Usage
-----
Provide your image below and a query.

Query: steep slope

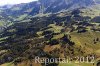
[0,0,100,33]
[0,10,100,66]
[0,0,100,66]
[0,0,96,16]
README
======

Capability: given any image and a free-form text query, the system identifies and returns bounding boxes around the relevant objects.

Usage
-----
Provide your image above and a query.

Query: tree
[48,39,59,45]
[96,38,99,41]
[61,34,75,46]
[42,30,53,36]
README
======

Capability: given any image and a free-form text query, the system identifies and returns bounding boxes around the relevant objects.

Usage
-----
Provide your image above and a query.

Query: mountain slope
[0,0,99,33]
[0,0,100,66]
[0,0,96,16]
[0,10,100,66]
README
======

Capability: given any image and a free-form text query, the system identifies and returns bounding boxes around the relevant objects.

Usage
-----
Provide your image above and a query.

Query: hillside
[0,10,100,66]
[0,0,100,66]
[0,0,100,33]
[0,0,100,32]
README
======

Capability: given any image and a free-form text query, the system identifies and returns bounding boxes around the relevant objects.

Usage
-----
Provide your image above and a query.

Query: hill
[0,10,100,66]
[0,0,100,66]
